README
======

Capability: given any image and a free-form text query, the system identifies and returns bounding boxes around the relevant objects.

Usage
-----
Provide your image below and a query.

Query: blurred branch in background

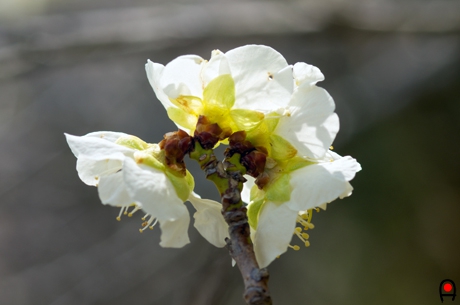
[1,1,460,55]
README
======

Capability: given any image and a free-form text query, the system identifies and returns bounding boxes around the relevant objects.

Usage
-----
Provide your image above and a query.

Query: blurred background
[1,0,459,304]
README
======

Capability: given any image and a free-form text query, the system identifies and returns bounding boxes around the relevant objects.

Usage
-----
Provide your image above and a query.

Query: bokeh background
[1,0,459,304]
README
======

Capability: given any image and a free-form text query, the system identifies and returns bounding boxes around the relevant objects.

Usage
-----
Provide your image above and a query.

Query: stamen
[117,206,127,221]
[128,205,142,217]
[291,208,316,251]
[139,215,158,233]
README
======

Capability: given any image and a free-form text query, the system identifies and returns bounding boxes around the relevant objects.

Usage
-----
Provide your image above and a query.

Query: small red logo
[440,279,456,302]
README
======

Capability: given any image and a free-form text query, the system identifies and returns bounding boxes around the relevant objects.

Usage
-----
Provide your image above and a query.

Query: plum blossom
[65,131,228,248]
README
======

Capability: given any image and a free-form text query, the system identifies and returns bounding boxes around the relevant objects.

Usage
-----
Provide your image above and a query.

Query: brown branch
[221,165,272,305]
[189,141,272,305]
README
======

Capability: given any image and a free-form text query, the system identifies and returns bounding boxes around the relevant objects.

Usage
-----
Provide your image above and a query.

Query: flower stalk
[190,141,272,305]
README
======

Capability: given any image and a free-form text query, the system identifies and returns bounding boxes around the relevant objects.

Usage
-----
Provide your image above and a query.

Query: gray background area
[1,0,459,304]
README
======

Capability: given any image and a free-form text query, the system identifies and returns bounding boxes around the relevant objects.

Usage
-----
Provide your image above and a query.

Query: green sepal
[116,135,148,150]
[265,173,291,203]
[133,151,165,171]
[165,170,193,202]
[247,199,265,230]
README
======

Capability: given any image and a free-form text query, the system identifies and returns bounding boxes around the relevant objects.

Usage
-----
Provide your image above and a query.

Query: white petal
[276,86,339,159]
[76,155,124,186]
[225,45,293,111]
[201,49,231,86]
[241,175,255,204]
[293,62,324,87]
[65,133,134,159]
[253,201,298,268]
[286,156,362,211]
[160,55,205,99]
[145,60,176,110]
[97,171,133,207]
[324,150,342,161]
[188,193,228,248]
[158,208,190,248]
[122,158,187,221]
[340,182,354,199]
[82,131,129,143]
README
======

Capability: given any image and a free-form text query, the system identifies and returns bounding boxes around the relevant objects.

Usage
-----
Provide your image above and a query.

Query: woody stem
[189,142,272,305]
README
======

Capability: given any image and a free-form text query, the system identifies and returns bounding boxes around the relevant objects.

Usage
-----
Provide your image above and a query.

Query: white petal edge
[97,171,133,207]
[275,86,339,159]
[145,60,176,110]
[188,193,229,248]
[201,49,231,87]
[286,156,362,212]
[65,133,134,159]
[122,158,187,221]
[158,208,190,248]
[226,45,293,112]
[160,55,205,99]
[76,155,124,186]
[253,201,298,268]
[293,62,324,87]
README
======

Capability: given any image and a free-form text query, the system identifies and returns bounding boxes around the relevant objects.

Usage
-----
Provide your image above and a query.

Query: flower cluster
[66,44,360,268]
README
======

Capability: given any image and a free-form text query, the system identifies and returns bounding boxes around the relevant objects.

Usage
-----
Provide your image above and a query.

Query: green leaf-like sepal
[248,199,264,230]
[165,170,194,202]
[116,135,148,150]
[265,173,291,203]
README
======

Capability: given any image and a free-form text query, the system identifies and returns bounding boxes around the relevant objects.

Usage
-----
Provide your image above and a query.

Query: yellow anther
[128,213,133,217]
[139,229,143,233]
[302,233,310,239]
[149,226,154,230]
[307,223,315,229]
[304,241,310,247]
[315,208,320,213]
[329,145,334,150]
[292,245,300,251]
[301,214,309,220]
[116,216,121,221]
[141,221,148,227]
[295,227,302,233]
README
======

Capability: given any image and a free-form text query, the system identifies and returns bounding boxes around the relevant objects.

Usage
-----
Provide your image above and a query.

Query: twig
[190,142,272,305]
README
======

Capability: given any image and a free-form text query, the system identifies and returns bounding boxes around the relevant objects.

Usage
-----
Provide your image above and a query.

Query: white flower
[242,61,361,268]
[65,131,228,248]
[145,45,294,136]
[247,153,361,267]
[144,44,361,267]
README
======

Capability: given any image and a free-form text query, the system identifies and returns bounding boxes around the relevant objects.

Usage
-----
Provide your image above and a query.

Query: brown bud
[160,130,193,175]
[255,172,270,189]
[194,115,231,149]
[241,150,267,177]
